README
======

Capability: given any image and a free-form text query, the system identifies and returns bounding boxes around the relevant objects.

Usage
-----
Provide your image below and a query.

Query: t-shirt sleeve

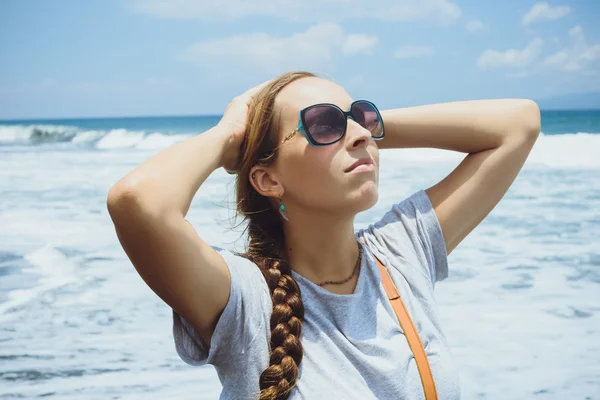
[361,189,449,286]
[172,246,271,367]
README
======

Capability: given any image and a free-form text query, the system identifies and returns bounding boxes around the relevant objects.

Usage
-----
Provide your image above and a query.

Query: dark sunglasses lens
[303,106,346,144]
[352,101,383,138]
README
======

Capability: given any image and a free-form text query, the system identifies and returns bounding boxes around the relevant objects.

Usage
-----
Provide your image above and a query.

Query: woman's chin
[363,191,379,211]
[349,186,379,213]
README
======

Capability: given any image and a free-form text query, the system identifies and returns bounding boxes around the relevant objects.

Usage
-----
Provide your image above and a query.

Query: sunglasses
[282,100,385,147]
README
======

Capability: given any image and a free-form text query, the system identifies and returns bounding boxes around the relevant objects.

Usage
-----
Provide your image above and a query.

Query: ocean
[1,110,599,399]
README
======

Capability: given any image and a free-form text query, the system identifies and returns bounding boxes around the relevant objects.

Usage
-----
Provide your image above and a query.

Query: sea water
[1,110,599,399]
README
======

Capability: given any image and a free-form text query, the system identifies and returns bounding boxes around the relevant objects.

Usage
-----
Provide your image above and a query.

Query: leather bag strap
[374,254,438,400]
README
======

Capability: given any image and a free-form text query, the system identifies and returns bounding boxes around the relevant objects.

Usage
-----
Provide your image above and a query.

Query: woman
[107,71,540,399]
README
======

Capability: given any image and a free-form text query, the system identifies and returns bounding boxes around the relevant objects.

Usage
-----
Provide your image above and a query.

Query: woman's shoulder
[211,246,270,297]
[356,189,449,286]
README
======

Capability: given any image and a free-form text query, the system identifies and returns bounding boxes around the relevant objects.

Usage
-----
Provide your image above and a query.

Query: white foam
[0,245,77,318]
[95,129,146,149]
[71,129,105,144]
[528,132,600,169]
[378,132,600,170]
[0,125,188,149]
[135,132,192,150]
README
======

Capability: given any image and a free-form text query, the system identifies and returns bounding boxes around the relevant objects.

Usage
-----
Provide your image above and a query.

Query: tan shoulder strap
[374,254,438,400]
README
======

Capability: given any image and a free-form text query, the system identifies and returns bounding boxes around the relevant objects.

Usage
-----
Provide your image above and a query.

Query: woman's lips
[347,163,375,174]
[345,158,374,173]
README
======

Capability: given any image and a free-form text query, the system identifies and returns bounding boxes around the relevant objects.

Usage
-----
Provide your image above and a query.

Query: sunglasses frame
[283,100,385,147]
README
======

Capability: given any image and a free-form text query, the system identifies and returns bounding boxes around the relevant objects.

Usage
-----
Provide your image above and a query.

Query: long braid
[243,212,304,400]
[259,258,304,399]
[235,71,317,399]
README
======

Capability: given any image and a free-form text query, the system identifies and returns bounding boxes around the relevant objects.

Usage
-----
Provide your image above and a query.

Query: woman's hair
[235,71,316,400]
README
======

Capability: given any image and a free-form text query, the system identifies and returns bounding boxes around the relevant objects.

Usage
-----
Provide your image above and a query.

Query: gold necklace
[317,243,363,287]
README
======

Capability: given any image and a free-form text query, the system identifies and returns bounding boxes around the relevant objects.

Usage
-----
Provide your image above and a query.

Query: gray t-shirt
[173,189,461,399]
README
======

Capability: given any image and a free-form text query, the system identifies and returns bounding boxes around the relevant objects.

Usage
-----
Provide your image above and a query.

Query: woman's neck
[283,212,360,290]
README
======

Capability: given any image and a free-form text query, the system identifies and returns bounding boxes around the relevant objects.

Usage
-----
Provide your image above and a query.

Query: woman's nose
[346,119,371,148]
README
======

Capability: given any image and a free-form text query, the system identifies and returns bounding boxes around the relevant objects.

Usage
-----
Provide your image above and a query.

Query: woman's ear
[249,166,283,199]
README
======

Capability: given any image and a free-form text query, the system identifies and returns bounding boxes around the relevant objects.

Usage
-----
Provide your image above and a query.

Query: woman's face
[272,77,380,217]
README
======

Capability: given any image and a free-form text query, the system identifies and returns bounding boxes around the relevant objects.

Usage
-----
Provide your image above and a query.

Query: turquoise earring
[279,196,289,222]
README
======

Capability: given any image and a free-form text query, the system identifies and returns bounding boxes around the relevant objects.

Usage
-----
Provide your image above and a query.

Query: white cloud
[477,38,543,69]
[393,45,435,59]
[523,2,570,25]
[178,24,373,74]
[479,25,600,76]
[542,25,600,72]
[542,51,570,68]
[128,0,461,24]
[466,19,485,33]
[342,34,378,55]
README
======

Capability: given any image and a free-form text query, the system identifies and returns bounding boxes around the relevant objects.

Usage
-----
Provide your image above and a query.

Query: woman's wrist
[206,124,238,170]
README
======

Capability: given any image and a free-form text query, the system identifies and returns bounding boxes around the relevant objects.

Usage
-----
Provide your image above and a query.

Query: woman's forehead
[275,77,352,121]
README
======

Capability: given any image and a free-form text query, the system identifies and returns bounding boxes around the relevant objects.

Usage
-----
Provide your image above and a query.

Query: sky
[1,0,599,120]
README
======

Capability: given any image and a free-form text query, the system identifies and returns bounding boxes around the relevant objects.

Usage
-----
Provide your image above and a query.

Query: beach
[1,111,599,399]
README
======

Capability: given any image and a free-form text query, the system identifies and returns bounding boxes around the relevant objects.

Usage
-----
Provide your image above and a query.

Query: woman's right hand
[217,80,272,174]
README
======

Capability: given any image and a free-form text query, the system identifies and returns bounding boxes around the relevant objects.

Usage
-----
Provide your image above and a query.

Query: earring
[278,195,289,222]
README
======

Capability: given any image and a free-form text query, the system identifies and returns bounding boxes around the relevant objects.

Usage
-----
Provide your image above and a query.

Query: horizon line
[2,108,600,123]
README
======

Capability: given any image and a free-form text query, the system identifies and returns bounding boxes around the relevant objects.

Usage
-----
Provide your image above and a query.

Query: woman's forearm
[108,125,232,218]
[379,99,541,153]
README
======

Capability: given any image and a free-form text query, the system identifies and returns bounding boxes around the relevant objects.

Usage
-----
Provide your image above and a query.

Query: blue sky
[1,0,599,119]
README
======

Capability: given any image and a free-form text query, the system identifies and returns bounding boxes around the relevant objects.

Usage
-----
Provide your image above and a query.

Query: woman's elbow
[107,178,172,225]
[106,177,149,220]
[518,99,541,139]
